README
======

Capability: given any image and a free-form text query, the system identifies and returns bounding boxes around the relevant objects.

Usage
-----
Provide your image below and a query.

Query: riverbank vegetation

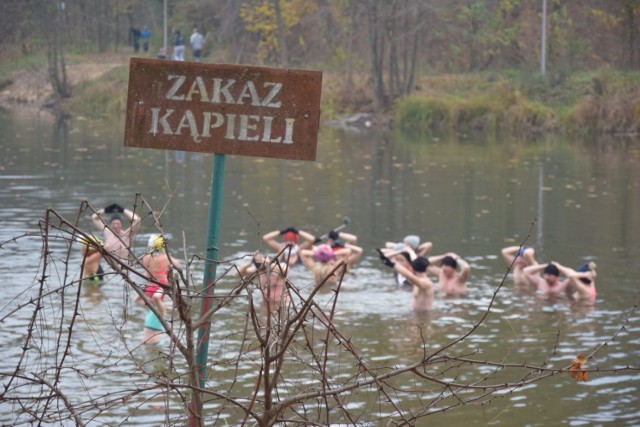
[2,1,640,136]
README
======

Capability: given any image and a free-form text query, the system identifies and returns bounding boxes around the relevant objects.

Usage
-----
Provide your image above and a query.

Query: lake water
[0,109,639,425]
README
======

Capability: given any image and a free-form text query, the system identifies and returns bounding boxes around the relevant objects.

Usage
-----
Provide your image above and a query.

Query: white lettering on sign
[149,108,295,145]
[150,75,293,144]
[165,75,282,107]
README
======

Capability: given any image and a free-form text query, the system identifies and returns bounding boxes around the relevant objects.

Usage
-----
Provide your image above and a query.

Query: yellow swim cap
[148,234,165,251]
[79,234,101,246]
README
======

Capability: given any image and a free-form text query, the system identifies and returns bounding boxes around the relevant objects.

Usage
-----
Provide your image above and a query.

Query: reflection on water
[0,111,639,425]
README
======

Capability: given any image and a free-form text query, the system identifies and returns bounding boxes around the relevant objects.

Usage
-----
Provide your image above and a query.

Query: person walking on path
[190,28,204,61]
[173,30,185,61]
[141,26,151,53]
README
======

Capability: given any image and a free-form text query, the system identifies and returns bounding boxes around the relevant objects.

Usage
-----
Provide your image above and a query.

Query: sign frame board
[124,57,322,161]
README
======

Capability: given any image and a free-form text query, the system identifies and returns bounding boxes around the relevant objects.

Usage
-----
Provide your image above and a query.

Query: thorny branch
[1,202,639,426]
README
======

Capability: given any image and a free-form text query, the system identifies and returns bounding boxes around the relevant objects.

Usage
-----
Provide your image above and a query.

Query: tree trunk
[365,0,385,112]
[47,2,71,99]
[273,0,288,67]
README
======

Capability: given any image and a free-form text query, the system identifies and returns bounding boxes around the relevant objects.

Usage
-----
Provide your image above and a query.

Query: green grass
[65,65,130,117]
[395,70,640,136]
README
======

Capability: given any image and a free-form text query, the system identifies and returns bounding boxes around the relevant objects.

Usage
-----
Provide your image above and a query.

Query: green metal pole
[195,153,226,388]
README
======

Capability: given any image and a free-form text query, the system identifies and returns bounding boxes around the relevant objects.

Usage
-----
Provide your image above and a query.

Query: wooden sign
[124,58,322,161]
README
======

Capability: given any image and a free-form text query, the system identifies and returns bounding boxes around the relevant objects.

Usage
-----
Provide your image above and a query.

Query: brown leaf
[568,354,588,382]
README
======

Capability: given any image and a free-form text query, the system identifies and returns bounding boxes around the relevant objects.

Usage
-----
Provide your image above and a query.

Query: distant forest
[2,0,640,112]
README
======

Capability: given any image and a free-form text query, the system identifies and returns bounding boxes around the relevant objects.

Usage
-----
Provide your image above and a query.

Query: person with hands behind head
[377,247,415,290]
[238,251,289,308]
[555,261,598,303]
[92,202,141,260]
[300,244,352,288]
[501,245,538,288]
[327,233,363,269]
[262,226,315,267]
[379,252,434,312]
[428,252,471,296]
[522,262,569,296]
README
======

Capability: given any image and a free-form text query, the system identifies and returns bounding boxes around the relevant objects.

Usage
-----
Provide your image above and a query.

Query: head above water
[543,263,559,277]
[283,231,299,244]
[148,234,165,251]
[313,244,335,263]
[576,261,597,272]
[403,235,420,250]
[411,256,430,272]
[331,239,345,250]
[441,255,458,269]
[109,215,123,232]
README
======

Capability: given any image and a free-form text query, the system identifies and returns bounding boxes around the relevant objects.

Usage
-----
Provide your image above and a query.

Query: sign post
[124,57,322,421]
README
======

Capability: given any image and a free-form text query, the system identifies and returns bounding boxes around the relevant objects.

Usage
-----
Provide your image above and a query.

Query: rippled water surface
[1,110,639,425]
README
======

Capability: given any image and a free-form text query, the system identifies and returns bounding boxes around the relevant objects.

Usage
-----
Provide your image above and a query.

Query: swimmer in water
[136,234,181,345]
[263,226,316,267]
[501,245,538,287]
[300,244,352,288]
[79,234,104,284]
[91,203,141,261]
[238,251,290,308]
[522,262,569,296]
[556,261,598,303]
[427,252,471,296]
[380,252,434,312]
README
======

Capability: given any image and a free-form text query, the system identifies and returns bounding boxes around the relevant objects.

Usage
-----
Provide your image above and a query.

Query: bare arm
[501,246,520,264]
[91,208,106,230]
[455,255,471,283]
[297,229,317,250]
[566,271,595,300]
[522,263,546,290]
[123,208,141,235]
[262,229,283,252]
[336,231,358,244]
[394,263,432,291]
[416,241,433,257]
[299,249,316,270]
[427,253,447,264]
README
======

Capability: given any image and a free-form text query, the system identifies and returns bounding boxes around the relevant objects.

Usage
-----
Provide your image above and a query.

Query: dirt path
[0,53,129,108]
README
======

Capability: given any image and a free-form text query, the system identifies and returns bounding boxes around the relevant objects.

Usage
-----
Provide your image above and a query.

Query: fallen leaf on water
[568,354,588,382]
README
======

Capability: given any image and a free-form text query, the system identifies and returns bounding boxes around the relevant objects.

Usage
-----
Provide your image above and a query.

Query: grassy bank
[8,54,638,136]
[397,70,640,136]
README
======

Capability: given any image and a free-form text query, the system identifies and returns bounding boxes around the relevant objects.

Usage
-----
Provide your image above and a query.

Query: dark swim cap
[411,257,430,272]
[441,256,458,269]
[331,239,345,249]
[110,214,122,223]
[576,263,589,272]
[543,263,559,276]
[399,251,412,264]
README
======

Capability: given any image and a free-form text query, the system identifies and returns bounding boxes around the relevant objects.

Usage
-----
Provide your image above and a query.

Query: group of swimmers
[79,204,599,338]
[236,227,598,313]
[80,203,182,344]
